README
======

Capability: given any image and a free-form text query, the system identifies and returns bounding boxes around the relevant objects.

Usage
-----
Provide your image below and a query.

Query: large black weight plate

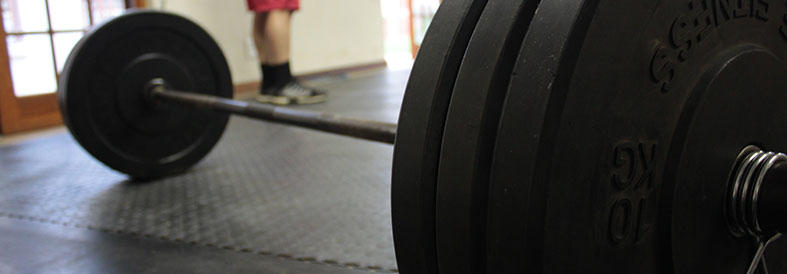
[391,0,487,273]
[59,11,232,179]
[487,0,787,273]
[433,0,538,273]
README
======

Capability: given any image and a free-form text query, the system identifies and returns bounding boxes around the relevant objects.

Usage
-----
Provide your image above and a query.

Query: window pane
[48,0,89,31]
[411,0,440,47]
[1,0,49,33]
[53,32,83,72]
[381,0,413,69]
[91,0,125,25]
[7,34,57,96]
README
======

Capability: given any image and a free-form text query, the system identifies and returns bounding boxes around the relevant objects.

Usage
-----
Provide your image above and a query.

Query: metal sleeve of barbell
[152,89,397,144]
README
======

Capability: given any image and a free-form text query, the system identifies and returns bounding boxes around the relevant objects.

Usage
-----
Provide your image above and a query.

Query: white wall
[147,0,385,84]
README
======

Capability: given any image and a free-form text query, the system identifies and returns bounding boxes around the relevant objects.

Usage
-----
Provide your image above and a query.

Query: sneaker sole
[256,94,327,105]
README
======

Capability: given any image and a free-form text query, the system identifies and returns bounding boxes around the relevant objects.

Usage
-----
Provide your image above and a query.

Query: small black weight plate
[391,0,487,273]
[59,11,232,179]
[487,0,787,273]
[432,0,537,273]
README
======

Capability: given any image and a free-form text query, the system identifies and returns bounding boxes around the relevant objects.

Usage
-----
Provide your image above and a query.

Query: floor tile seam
[0,211,399,273]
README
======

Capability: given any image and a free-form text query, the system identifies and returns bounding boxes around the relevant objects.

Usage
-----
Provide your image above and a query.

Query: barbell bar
[146,79,397,144]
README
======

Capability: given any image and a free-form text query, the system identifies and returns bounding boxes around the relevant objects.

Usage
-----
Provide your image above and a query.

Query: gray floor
[0,68,408,273]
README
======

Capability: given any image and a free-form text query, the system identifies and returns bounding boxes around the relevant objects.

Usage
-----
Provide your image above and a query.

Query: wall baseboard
[233,82,261,95]
[297,61,388,80]
[233,61,388,95]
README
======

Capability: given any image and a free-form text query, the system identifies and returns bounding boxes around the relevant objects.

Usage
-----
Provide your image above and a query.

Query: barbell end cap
[143,78,169,108]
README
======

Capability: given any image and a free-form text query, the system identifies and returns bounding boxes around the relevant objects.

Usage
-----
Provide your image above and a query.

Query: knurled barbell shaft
[150,87,397,144]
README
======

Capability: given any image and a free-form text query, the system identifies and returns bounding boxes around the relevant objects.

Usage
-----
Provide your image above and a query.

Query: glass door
[0,0,141,134]
[409,0,440,57]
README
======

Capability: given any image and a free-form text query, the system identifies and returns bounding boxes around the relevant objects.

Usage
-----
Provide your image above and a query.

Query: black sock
[261,62,293,90]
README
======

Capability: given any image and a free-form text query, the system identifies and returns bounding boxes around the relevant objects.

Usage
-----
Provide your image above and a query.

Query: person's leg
[252,12,270,64]
[259,10,291,65]
[252,8,325,105]
[254,10,295,93]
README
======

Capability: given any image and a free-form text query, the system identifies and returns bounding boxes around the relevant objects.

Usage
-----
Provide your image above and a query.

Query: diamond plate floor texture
[0,68,407,273]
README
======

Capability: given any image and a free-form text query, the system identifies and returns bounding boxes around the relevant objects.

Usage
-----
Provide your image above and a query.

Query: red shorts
[246,0,299,12]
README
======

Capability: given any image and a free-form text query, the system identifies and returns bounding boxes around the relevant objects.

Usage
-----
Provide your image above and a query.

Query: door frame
[0,0,146,134]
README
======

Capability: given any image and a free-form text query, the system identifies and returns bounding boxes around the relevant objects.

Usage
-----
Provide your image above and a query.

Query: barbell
[56,0,787,273]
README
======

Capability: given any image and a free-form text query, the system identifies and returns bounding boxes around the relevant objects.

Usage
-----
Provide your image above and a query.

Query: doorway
[0,0,142,134]
[381,0,440,71]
